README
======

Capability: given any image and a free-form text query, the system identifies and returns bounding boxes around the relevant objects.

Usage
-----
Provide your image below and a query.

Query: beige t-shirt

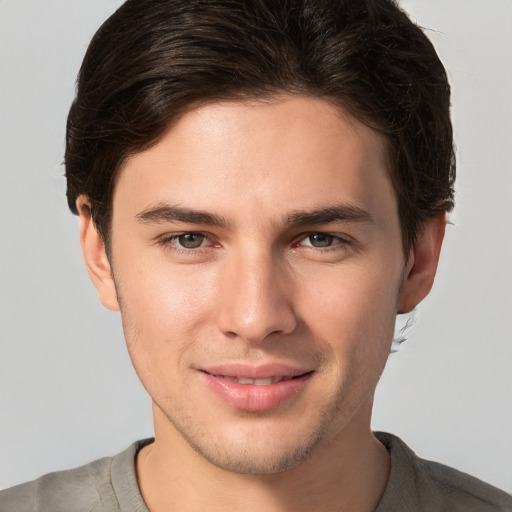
[1,432,511,511]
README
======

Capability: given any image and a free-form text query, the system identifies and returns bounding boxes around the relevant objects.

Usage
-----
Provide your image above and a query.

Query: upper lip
[200,363,313,380]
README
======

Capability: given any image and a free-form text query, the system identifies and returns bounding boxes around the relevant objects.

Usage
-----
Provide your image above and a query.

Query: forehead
[114,95,396,230]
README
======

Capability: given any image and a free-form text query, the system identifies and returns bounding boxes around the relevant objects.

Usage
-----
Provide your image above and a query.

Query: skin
[78,96,445,512]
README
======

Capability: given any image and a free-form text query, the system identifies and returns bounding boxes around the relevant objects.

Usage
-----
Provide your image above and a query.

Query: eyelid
[295,232,352,247]
[156,230,352,253]
[158,231,218,250]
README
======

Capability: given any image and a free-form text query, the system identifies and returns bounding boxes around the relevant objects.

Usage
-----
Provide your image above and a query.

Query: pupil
[310,234,333,247]
[179,234,203,248]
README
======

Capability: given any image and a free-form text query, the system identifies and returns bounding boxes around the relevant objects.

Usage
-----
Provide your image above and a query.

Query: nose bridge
[218,244,297,343]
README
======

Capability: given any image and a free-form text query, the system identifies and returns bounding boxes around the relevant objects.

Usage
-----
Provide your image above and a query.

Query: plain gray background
[1,0,511,494]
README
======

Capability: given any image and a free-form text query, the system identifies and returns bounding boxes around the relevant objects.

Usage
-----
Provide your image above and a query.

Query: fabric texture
[374,432,512,511]
[1,433,511,511]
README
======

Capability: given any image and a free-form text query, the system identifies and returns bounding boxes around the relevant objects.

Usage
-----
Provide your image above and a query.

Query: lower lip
[201,372,312,412]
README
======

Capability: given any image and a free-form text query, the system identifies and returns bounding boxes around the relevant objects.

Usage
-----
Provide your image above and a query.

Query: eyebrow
[285,205,373,227]
[136,203,232,229]
[135,203,372,230]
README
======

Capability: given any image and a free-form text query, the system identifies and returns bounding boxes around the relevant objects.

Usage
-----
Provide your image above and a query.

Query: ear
[397,214,446,314]
[77,196,120,312]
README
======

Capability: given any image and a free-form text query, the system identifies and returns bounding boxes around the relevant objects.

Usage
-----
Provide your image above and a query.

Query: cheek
[316,269,399,411]
[300,264,400,358]
[115,258,220,363]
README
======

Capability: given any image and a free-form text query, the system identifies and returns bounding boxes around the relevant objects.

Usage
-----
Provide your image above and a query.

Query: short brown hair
[65,0,455,254]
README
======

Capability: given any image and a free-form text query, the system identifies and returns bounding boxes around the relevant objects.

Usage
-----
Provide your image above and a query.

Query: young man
[1,0,511,510]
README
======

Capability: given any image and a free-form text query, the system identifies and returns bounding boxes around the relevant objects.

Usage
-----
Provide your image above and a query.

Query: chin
[189,434,323,475]
[160,403,334,475]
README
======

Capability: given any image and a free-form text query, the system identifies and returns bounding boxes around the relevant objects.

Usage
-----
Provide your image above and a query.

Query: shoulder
[0,455,114,512]
[375,432,512,512]
[0,439,151,512]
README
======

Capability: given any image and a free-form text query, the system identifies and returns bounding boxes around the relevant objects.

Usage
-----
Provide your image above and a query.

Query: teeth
[215,375,286,385]
[254,378,273,385]
[236,377,274,385]
[238,377,256,385]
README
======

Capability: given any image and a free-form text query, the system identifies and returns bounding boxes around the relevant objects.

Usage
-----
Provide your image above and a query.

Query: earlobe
[397,214,446,314]
[77,196,120,312]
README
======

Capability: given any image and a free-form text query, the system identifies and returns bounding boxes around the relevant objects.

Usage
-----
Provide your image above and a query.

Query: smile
[211,375,295,385]
[200,365,314,412]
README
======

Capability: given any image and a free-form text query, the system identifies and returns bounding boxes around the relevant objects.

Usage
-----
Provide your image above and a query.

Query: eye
[168,233,209,249]
[299,233,349,248]
[156,231,220,261]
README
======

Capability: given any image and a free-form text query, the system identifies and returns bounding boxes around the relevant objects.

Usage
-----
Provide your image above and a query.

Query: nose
[216,249,298,344]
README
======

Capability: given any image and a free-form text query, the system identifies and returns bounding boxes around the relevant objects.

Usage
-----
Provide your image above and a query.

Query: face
[82,96,436,474]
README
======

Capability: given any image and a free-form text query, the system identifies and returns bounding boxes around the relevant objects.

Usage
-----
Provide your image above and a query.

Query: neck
[136,400,390,512]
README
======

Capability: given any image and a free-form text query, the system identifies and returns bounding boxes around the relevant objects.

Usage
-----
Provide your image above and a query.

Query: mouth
[205,374,301,385]
[199,364,314,412]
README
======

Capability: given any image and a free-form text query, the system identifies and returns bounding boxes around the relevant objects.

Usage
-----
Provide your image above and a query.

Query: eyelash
[157,231,352,254]
[296,233,352,250]
[157,232,214,253]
